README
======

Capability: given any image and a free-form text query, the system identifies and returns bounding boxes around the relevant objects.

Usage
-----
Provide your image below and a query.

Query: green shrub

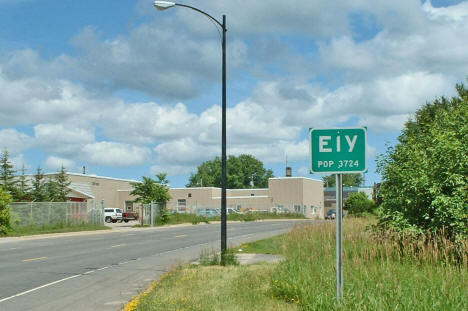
[376,82,468,239]
[344,192,375,216]
[0,187,12,235]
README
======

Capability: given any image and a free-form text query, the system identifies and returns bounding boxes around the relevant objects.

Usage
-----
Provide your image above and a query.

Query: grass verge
[125,264,298,311]
[3,223,110,237]
[237,234,285,255]
[125,217,467,310]
[271,218,467,310]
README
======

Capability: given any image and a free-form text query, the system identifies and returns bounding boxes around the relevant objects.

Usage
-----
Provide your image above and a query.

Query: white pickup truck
[104,208,123,223]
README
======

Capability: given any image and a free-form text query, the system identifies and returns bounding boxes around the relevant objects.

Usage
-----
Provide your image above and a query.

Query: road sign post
[309,127,367,304]
[336,173,343,303]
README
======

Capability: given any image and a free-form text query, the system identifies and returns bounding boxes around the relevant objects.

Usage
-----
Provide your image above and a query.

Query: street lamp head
[154,1,176,10]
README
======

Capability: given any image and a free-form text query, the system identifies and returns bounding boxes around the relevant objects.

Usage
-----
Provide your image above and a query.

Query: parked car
[325,209,336,219]
[227,208,242,215]
[196,209,218,217]
[104,208,122,223]
[122,211,139,222]
[325,209,346,220]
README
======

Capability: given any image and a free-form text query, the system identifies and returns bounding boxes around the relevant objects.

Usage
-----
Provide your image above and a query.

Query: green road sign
[309,127,367,174]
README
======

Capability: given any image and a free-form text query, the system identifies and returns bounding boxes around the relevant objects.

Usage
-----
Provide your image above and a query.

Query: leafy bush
[344,192,375,216]
[0,187,12,235]
[377,82,468,239]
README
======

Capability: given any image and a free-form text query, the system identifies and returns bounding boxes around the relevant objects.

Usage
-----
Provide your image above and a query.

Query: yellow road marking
[175,234,187,238]
[22,257,47,262]
[111,244,126,248]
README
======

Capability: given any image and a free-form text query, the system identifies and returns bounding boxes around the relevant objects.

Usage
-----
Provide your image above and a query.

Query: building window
[177,199,187,212]
[250,193,254,196]
[125,201,133,211]
[188,193,192,198]
[294,205,301,213]
[92,182,100,186]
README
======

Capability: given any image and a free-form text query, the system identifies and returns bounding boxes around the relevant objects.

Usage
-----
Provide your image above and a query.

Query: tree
[187,154,274,189]
[0,149,18,196]
[16,165,31,201]
[130,175,171,204]
[0,186,12,235]
[376,81,468,238]
[322,174,364,187]
[54,165,71,202]
[44,179,60,202]
[31,167,47,202]
[344,192,375,216]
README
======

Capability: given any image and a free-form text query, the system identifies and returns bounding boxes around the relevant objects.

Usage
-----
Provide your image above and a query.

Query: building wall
[269,177,323,218]
[168,188,220,211]
[46,173,138,210]
[302,178,325,218]
[51,173,325,219]
[66,174,137,209]
[167,177,324,218]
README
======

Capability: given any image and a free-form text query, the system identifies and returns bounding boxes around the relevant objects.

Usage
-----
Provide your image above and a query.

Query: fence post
[151,202,154,227]
[48,203,51,224]
[30,202,33,225]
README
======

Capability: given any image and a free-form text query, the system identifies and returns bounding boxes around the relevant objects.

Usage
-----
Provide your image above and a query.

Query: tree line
[0,150,71,202]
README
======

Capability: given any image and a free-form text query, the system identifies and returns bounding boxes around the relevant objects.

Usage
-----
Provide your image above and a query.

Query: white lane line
[174,234,187,238]
[0,274,80,303]
[22,257,47,262]
[111,244,126,248]
[97,266,109,271]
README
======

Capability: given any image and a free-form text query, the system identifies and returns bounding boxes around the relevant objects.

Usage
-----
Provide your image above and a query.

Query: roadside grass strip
[125,217,467,311]
[270,218,467,310]
[124,264,297,311]
[4,223,110,237]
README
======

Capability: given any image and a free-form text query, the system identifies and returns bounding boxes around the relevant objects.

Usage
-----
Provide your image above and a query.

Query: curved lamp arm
[154,1,224,30]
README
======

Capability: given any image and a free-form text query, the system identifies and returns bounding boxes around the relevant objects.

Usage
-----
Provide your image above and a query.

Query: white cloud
[423,1,468,23]
[34,124,95,156]
[101,102,199,144]
[0,72,113,127]
[68,24,248,100]
[244,72,456,133]
[0,128,32,154]
[81,142,151,166]
[44,156,77,172]
[10,153,29,171]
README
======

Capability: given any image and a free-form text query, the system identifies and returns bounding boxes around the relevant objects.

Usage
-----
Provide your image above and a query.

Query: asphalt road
[0,219,313,311]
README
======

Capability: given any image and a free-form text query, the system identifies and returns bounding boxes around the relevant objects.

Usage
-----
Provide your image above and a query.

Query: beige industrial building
[44,173,325,219]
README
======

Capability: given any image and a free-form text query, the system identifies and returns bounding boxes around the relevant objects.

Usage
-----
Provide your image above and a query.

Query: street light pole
[153,1,228,262]
[220,14,227,257]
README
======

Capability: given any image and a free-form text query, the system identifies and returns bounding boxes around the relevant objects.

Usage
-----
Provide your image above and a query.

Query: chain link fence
[9,201,103,227]
[141,202,163,226]
[137,203,318,226]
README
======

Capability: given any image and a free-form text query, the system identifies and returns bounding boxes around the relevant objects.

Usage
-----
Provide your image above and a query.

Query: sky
[0,0,467,187]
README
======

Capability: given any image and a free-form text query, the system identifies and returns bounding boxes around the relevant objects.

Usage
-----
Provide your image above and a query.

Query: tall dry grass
[270,217,467,310]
